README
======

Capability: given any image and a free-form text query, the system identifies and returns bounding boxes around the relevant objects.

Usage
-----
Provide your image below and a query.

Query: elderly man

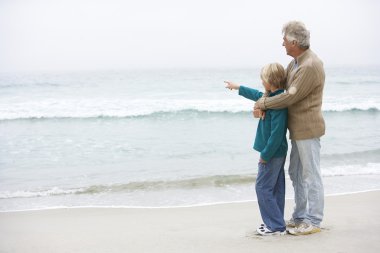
[254,21,325,235]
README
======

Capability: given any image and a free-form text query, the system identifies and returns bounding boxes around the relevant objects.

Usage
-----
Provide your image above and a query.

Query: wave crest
[0,174,256,199]
[2,162,380,200]
[0,98,378,121]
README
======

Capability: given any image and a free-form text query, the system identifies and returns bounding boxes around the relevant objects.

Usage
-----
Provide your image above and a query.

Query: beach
[0,67,379,252]
[1,190,379,253]
[1,1,379,252]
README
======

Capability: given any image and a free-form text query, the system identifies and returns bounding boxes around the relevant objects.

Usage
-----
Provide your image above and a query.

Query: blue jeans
[289,138,324,227]
[255,156,286,232]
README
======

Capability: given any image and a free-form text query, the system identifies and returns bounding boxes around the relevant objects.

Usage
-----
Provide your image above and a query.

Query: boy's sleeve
[238,86,263,102]
[260,109,287,162]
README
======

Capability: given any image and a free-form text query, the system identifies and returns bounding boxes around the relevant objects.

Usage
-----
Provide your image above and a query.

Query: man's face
[282,36,294,57]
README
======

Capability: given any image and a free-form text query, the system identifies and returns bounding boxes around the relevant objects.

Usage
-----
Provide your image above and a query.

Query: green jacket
[239,86,288,161]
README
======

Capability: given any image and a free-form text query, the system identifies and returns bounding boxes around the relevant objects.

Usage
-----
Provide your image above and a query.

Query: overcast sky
[0,0,379,72]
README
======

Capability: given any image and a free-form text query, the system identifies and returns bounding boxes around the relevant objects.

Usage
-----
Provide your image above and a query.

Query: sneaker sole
[258,231,286,236]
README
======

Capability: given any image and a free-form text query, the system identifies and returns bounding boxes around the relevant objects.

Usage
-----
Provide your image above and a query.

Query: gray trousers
[289,138,324,227]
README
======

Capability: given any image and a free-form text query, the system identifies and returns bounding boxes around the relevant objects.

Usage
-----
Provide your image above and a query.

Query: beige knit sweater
[257,49,325,140]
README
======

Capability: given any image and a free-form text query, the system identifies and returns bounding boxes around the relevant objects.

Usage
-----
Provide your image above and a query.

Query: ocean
[1,66,380,211]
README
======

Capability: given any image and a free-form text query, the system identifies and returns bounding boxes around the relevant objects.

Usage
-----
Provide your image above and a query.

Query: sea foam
[0,98,378,120]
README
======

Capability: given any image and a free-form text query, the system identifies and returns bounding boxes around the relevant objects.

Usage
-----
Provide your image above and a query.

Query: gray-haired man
[254,21,325,235]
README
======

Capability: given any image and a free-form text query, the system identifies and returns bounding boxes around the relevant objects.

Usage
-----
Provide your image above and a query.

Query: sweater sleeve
[256,65,318,110]
[260,109,287,162]
[238,86,263,101]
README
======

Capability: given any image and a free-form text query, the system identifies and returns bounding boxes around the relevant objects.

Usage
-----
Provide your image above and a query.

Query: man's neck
[292,48,307,60]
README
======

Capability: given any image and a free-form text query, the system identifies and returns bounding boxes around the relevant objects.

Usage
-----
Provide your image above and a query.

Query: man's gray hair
[282,21,310,49]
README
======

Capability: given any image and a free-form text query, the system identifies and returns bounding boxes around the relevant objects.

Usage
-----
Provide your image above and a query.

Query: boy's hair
[260,63,286,89]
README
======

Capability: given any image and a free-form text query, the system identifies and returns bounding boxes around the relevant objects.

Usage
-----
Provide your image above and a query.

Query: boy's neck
[270,87,279,93]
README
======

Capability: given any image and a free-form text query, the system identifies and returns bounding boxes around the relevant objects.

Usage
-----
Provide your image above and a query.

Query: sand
[1,190,380,253]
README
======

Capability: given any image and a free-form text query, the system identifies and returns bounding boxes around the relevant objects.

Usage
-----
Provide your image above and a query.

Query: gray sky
[0,0,379,72]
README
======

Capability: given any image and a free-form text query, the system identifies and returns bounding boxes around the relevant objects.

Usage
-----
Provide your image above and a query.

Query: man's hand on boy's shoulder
[253,104,266,120]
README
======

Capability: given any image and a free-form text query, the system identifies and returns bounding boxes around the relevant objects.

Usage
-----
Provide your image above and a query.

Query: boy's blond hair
[260,63,286,89]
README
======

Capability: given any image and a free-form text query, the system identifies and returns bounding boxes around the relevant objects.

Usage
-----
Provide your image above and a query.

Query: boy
[224,63,288,235]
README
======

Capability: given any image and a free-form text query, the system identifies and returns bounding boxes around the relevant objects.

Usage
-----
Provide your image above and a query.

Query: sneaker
[257,223,265,229]
[286,219,296,228]
[288,222,321,235]
[256,224,264,234]
[256,225,286,236]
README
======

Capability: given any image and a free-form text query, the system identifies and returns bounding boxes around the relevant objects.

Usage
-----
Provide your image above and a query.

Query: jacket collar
[269,89,285,97]
[295,49,312,65]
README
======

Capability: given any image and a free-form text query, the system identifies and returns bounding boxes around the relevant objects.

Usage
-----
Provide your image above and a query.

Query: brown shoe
[288,222,321,235]
[286,219,296,228]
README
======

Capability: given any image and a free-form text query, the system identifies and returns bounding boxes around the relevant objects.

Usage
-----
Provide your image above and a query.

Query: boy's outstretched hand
[224,81,240,90]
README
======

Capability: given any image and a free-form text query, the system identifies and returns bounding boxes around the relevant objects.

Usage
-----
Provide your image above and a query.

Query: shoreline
[1,188,380,213]
[1,190,380,253]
